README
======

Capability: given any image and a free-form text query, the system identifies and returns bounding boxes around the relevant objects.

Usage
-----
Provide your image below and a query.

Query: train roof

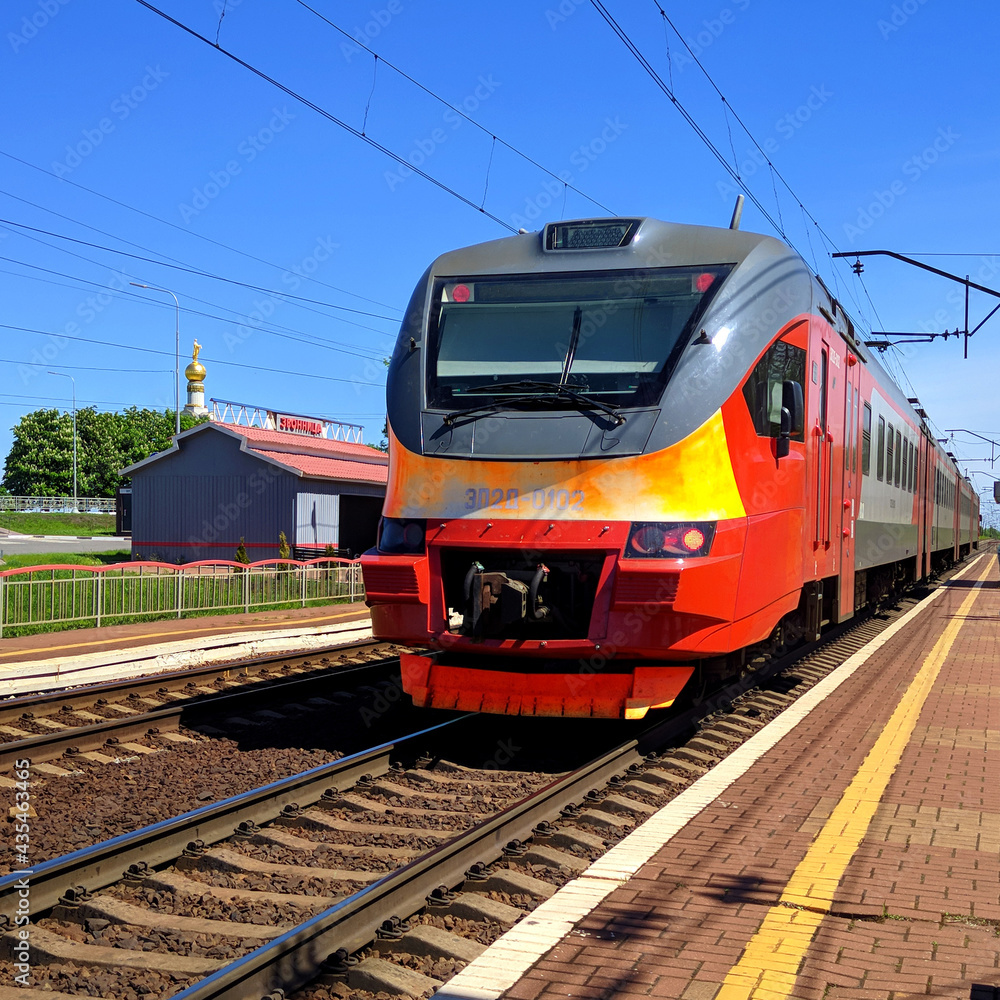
[428,217,796,277]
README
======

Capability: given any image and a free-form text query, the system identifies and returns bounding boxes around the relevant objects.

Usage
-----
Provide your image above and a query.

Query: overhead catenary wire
[0,188,393,338]
[0,323,387,388]
[0,149,402,314]
[133,0,519,233]
[0,223,395,347]
[292,0,616,218]
[0,254,392,354]
[589,2,788,246]
[591,0,900,338]
[0,218,399,320]
[641,1,886,334]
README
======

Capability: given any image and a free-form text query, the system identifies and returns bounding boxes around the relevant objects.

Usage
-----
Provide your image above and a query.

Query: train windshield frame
[425,265,733,412]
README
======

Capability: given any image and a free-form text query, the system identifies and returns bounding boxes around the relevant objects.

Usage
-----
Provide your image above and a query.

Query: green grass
[0,595,355,638]
[0,512,118,536]
[0,550,131,570]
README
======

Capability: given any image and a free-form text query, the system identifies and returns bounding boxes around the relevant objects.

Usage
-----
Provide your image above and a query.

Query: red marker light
[695,273,715,293]
[681,527,706,551]
[452,284,471,303]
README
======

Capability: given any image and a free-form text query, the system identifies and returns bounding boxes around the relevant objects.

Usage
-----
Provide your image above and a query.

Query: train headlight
[377,518,427,555]
[625,522,716,558]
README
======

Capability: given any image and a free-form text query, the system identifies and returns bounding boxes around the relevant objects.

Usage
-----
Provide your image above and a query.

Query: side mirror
[777,407,792,458]
[782,380,804,434]
[776,380,803,459]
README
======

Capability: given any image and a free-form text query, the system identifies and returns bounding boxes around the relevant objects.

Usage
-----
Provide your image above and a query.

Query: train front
[362,217,810,719]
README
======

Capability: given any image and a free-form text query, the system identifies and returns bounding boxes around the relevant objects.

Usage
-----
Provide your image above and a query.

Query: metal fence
[0,558,365,637]
[0,495,116,513]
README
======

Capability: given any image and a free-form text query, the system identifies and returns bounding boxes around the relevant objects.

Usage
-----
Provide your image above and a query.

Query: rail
[0,557,365,637]
[0,494,116,513]
[0,643,396,771]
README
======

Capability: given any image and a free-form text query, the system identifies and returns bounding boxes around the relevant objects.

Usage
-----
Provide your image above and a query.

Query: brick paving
[502,554,1000,1000]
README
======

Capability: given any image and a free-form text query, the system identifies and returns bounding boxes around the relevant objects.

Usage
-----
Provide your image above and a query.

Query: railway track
[0,641,415,772]
[0,563,974,999]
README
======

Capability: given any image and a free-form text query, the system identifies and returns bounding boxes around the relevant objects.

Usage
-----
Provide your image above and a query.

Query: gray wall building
[121,422,387,563]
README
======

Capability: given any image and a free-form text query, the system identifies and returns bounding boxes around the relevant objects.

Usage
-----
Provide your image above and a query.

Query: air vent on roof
[544,219,640,251]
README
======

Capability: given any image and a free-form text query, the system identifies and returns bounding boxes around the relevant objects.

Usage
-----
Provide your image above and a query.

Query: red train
[361,217,978,718]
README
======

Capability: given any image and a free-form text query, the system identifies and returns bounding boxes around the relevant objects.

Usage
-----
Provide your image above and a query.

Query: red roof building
[120,420,387,562]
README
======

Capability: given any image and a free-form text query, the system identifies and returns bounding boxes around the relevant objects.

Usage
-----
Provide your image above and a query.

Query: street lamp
[48,371,77,512]
[130,282,180,436]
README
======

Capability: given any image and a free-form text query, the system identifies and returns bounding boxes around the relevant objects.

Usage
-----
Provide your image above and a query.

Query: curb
[0,618,374,696]
[1,534,129,541]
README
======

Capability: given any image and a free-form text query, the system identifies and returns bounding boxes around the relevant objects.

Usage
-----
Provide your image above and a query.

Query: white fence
[0,558,365,637]
[0,495,116,513]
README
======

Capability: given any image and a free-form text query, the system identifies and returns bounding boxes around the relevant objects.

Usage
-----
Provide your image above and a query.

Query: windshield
[426,266,732,411]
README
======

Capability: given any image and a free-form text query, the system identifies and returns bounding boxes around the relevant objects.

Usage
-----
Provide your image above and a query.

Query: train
[360,216,979,719]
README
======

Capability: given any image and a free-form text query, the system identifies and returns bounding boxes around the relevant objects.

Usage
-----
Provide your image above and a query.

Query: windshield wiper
[442,380,626,426]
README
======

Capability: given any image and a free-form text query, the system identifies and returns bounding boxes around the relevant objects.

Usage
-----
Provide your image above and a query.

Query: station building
[120,374,388,562]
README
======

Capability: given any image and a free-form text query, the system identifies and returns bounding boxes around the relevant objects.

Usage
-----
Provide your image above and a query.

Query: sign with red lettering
[277,414,325,437]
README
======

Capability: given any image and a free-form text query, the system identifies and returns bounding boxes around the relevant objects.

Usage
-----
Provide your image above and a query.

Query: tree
[278,531,290,559]
[2,410,73,496]
[2,407,208,497]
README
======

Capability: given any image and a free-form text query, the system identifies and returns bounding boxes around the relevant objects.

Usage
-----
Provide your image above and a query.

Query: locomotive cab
[362,216,974,718]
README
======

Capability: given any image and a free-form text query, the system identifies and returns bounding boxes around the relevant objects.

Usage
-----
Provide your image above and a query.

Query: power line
[0,358,169,373]
[589,2,787,239]
[0,149,402,314]
[293,0,616,218]
[132,0,519,233]
[0,323,388,387]
[0,256,388,359]
[629,2,883,332]
[0,391,176,407]
[1,187,393,337]
[0,217,399,320]
[640,0,881,323]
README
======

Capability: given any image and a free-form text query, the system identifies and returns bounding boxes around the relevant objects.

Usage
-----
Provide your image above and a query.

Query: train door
[838,350,861,619]
[809,335,847,586]
[809,342,831,563]
[914,432,924,578]
[922,437,935,569]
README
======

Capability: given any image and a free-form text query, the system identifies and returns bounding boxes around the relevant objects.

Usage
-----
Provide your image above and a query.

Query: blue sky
[3,0,999,517]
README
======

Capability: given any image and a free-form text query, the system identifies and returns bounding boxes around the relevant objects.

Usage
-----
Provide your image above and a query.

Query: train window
[901,437,908,491]
[895,429,902,487]
[886,423,894,485]
[426,265,734,411]
[876,416,885,481]
[861,405,870,473]
[909,442,916,492]
[741,339,807,440]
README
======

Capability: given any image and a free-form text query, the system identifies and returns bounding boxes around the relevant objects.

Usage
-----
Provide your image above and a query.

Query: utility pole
[48,371,77,512]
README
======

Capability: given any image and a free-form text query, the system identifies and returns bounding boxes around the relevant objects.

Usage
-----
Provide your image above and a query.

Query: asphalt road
[0,535,131,558]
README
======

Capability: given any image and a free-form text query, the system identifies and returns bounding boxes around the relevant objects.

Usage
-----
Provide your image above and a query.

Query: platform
[0,602,372,696]
[440,550,1000,1000]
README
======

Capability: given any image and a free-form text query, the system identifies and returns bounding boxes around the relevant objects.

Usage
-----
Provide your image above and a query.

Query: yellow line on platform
[716,557,994,1000]
[0,610,366,659]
